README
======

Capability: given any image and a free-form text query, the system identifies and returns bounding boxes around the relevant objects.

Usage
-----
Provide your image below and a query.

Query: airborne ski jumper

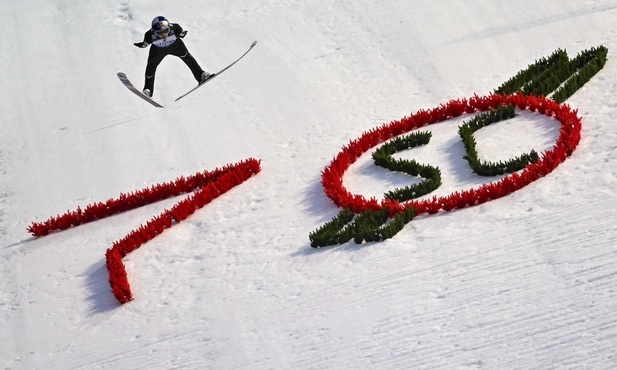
[134,16,212,97]
[119,16,257,107]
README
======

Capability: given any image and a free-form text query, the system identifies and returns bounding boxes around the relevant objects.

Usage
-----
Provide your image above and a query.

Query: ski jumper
[139,23,205,95]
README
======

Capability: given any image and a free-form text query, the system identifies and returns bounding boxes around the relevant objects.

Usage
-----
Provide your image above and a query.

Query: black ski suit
[137,24,205,95]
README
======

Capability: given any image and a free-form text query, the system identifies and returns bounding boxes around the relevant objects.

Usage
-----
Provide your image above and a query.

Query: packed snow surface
[1,1,617,368]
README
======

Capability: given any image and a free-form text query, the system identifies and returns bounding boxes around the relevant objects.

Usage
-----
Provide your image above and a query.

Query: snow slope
[2,0,617,368]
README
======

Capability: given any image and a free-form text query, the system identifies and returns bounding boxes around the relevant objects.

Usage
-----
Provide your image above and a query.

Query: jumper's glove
[133,42,149,48]
[179,30,187,38]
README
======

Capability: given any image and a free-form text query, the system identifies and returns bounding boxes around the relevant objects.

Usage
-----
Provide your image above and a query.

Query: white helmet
[151,16,170,37]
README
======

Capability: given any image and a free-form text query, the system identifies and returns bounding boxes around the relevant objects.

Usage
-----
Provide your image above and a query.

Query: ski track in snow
[1,0,617,369]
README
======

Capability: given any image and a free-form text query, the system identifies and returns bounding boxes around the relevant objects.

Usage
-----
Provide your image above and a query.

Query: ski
[117,72,164,108]
[175,40,257,102]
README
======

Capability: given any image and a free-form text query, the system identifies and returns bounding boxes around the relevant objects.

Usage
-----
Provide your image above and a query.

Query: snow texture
[1,0,617,368]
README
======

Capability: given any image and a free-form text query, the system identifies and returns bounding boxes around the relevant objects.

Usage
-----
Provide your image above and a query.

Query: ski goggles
[154,26,170,37]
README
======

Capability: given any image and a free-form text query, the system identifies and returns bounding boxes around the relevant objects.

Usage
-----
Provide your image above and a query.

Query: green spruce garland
[372,131,442,201]
[310,45,608,248]
[495,45,608,102]
[458,105,539,176]
[309,207,416,248]
[309,131,438,247]
[552,46,608,103]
